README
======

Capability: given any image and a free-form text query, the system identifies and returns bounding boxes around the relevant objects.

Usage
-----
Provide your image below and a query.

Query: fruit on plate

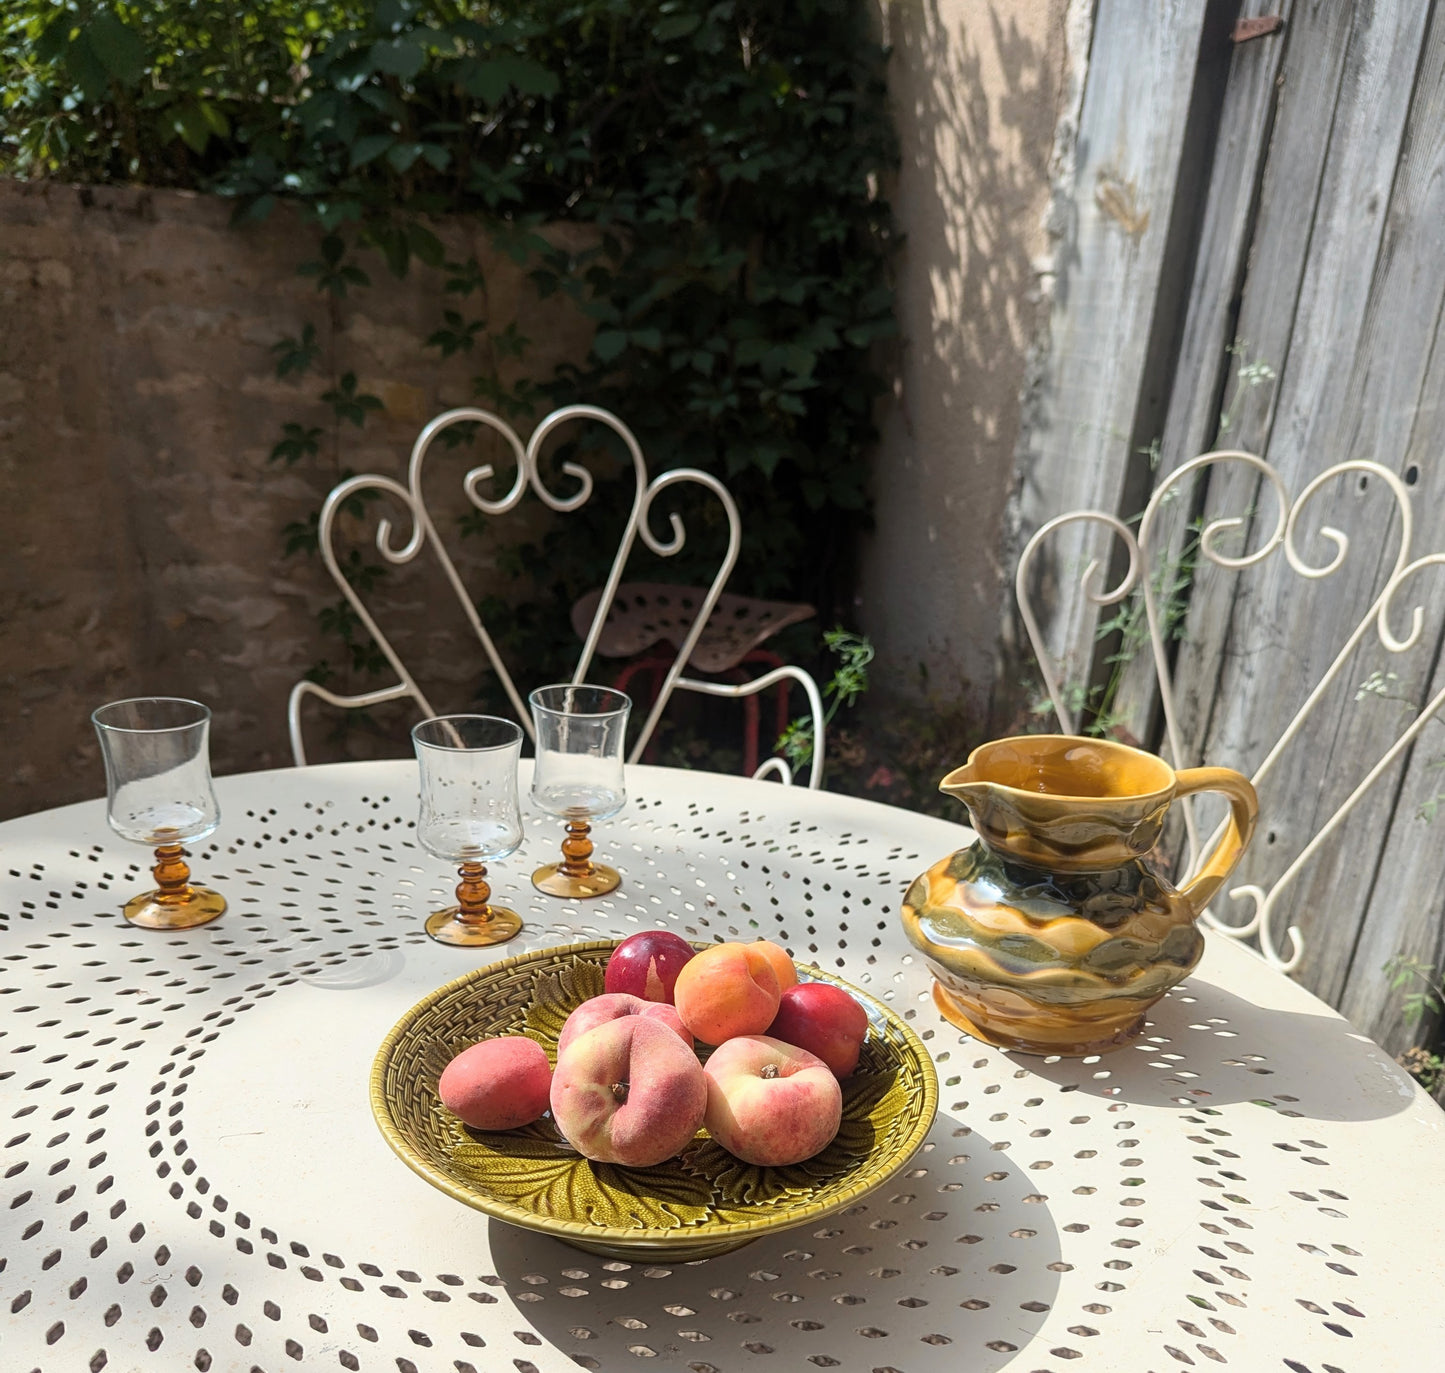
[673,941,782,1045]
[550,1016,707,1166]
[556,991,694,1055]
[766,981,870,1078]
[748,938,798,992]
[603,929,697,1004]
[702,1034,842,1166]
[438,1036,552,1131]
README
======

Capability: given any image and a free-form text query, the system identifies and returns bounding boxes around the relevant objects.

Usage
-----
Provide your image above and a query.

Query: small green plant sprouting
[1353,667,1442,726]
[1416,756,1445,823]
[1029,681,1086,723]
[1027,681,1131,738]
[297,234,371,298]
[1218,341,1277,436]
[270,422,322,467]
[1355,668,1405,704]
[777,630,876,772]
[1355,688,1445,817]
[1383,954,1445,1026]
[1355,669,1393,699]
[1385,953,1445,1093]
[1045,520,1203,739]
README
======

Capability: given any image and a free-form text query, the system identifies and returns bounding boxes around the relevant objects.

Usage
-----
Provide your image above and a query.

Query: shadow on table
[486,1114,1074,1369]
[1002,980,1418,1122]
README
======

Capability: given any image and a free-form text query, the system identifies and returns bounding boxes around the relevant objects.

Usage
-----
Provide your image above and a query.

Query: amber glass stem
[559,818,596,877]
[152,843,195,904]
[455,860,496,924]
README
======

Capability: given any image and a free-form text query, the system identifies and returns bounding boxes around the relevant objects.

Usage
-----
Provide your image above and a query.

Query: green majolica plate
[370,940,939,1259]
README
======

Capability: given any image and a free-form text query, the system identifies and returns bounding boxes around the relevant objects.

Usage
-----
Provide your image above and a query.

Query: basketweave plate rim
[369,938,940,1246]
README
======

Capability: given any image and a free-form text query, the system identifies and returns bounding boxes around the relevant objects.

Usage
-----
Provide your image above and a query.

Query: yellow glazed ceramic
[901,735,1257,1056]
[371,940,938,1260]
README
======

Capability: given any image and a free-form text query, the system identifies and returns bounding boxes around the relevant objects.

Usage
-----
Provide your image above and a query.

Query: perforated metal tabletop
[2,760,1443,1372]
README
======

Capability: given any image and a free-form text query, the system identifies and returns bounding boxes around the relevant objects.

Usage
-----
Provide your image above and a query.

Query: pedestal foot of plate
[532,862,621,899]
[124,886,227,930]
[426,905,523,947]
[930,980,1146,1057]
[554,1230,757,1262]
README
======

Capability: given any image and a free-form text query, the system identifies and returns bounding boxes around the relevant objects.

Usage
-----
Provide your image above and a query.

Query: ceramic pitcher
[900,735,1257,1056]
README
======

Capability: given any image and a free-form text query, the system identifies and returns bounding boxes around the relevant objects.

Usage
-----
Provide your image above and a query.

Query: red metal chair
[570,584,816,774]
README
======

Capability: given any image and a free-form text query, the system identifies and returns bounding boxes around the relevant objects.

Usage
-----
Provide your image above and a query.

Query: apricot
[703,1034,842,1166]
[437,1035,551,1131]
[673,941,782,1045]
[749,939,798,993]
[550,1016,707,1166]
[557,991,694,1055]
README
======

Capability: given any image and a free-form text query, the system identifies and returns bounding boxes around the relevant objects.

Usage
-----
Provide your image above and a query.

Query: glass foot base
[425,905,523,947]
[124,886,227,931]
[532,862,621,899]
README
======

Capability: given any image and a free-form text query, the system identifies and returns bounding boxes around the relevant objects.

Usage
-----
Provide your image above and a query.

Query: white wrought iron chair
[1018,451,1445,986]
[287,404,826,787]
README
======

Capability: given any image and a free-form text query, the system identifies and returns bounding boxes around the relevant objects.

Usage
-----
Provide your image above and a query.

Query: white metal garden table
[2,759,1443,1373]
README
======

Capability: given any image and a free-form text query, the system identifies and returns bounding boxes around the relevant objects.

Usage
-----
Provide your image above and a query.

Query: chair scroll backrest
[1018,450,1445,973]
[287,404,824,787]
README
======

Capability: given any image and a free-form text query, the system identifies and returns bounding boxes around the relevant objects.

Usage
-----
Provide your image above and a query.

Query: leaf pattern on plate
[451,1141,582,1214]
[677,1139,814,1209]
[413,1038,460,1086]
[841,1065,908,1144]
[448,1123,717,1229]
[849,1042,919,1152]
[524,957,606,1057]
[444,1107,565,1155]
[578,1161,718,1230]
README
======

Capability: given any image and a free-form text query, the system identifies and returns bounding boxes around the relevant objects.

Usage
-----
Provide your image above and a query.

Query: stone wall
[0,180,595,820]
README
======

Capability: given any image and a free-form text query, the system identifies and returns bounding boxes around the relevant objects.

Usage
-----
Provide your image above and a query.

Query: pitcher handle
[1173,767,1259,918]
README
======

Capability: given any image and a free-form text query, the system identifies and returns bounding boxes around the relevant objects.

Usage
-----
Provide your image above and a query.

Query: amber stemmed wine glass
[528,684,630,899]
[91,697,227,930]
[413,715,526,947]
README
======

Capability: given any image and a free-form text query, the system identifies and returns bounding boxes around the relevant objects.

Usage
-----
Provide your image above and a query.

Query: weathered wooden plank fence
[1013,0,1445,1077]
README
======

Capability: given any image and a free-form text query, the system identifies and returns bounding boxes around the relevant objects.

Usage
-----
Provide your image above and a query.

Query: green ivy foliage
[4,0,895,696]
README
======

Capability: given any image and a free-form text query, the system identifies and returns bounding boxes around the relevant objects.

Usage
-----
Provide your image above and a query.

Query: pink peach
[438,1036,551,1131]
[550,1016,707,1167]
[703,1034,842,1166]
[557,992,693,1056]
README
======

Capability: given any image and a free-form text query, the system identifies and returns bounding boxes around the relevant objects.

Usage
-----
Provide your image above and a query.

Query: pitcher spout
[938,763,992,814]
[937,735,1178,873]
